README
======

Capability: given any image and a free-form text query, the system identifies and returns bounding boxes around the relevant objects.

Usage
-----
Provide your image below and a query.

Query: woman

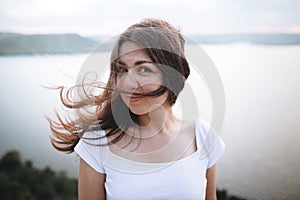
[47,18,225,200]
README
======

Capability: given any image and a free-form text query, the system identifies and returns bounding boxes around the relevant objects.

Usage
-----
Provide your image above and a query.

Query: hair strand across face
[46,18,190,153]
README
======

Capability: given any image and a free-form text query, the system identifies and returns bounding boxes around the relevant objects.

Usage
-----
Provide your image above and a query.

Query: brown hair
[46,18,190,153]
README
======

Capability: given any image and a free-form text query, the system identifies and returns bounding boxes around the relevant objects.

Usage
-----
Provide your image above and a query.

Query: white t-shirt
[74,118,225,200]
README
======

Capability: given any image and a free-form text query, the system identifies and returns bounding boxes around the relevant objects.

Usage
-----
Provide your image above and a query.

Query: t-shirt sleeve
[74,131,106,174]
[196,119,225,169]
[206,136,225,169]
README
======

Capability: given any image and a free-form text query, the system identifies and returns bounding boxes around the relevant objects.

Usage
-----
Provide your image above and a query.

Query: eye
[138,66,153,73]
[116,66,127,74]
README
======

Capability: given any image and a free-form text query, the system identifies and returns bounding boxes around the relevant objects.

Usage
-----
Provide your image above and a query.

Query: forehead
[119,41,151,63]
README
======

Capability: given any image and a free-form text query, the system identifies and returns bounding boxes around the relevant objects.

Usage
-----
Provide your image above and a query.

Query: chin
[128,107,150,116]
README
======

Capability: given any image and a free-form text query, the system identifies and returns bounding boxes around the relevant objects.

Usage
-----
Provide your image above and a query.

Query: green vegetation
[0,150,246,200]
[0,150,77,200]
[217,189,246,200]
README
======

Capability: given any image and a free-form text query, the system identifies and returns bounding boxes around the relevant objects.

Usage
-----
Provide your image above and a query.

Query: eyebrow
[117,60,153,67]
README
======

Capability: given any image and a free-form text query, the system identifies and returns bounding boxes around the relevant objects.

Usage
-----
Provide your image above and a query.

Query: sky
[0,0,300,36]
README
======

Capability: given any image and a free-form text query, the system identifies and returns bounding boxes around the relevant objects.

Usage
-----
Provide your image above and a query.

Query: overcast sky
[0,0,300,36]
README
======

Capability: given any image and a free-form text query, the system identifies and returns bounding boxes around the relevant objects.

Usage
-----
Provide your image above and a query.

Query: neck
[133,104,179,138]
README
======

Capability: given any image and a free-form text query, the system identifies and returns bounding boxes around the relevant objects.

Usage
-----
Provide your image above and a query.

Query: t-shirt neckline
[104,118,200,166]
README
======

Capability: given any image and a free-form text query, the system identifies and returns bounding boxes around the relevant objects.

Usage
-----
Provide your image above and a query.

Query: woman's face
[116,41,169,116]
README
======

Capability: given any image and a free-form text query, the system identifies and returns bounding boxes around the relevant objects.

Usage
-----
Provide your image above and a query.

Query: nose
[120,71,140,91]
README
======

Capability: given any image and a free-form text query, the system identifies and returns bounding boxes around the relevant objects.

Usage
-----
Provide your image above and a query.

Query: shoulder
[74,129,108,157]
[82,129,106,138]
[80,129,107,145]
[176,117,209,138]
[192,118,210,138]
[193,117,224,140]
[193,118,225,168]
[74,130,107,174]
[193,118,223,140]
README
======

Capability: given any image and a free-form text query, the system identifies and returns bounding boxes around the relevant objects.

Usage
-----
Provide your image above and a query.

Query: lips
[129,95,143,103]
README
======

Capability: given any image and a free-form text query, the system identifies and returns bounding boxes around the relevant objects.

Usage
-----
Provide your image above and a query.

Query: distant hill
[187,33,300,45]
[0,33,101,55]
[1,32,300,56]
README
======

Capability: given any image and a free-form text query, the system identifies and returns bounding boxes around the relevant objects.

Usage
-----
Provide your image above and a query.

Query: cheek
[146,93,170,110]
[115,76,125,89]
[141,83,161,92]
[120,93,128,104]
[140,74,163,91]
[143,75,163,90]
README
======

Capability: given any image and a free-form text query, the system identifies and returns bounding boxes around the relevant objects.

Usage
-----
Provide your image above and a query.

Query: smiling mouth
[129,95,143,102]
